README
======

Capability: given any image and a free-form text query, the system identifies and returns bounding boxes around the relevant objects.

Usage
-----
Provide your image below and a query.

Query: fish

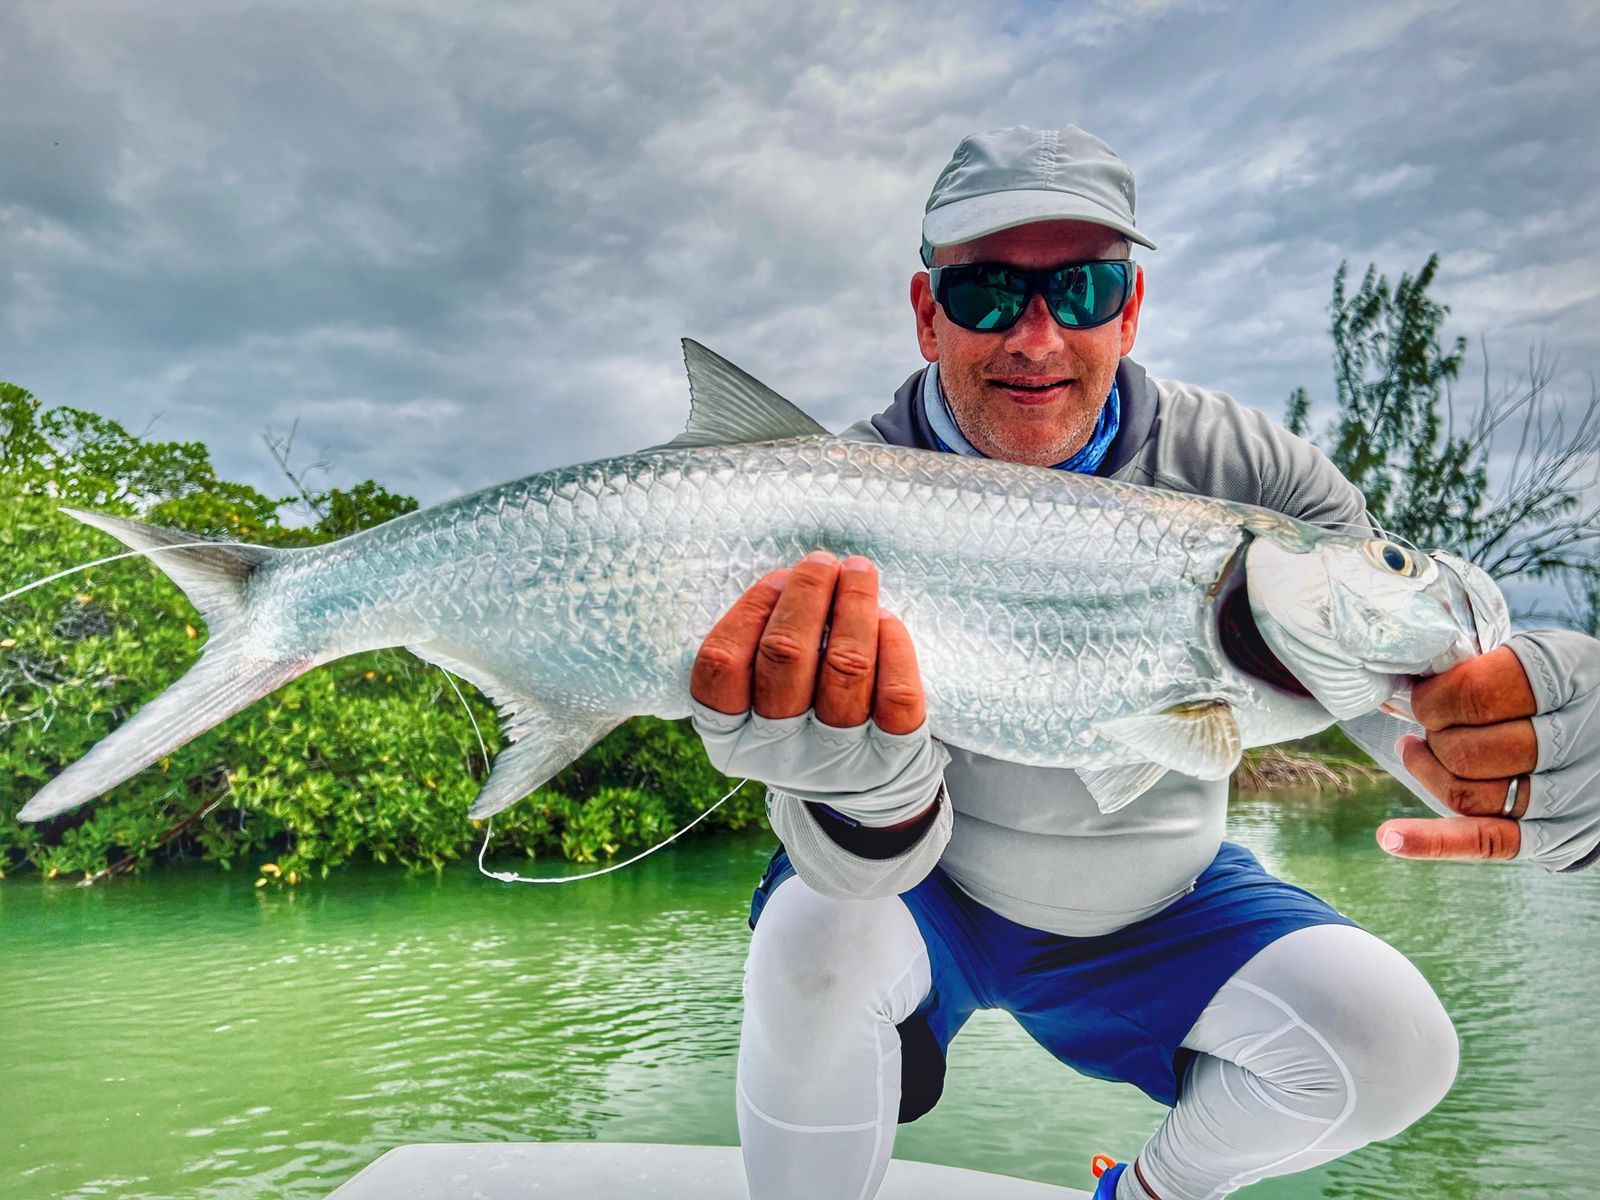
[14,341,1508,824]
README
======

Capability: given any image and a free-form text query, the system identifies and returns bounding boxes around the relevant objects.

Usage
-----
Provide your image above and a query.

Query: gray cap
[921,126,1156,259]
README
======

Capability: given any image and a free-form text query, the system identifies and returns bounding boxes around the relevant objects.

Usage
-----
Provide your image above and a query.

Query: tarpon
[15,342,1508,824]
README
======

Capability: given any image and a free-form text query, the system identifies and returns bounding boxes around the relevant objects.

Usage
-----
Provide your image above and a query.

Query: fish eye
[1364,540,1422,577]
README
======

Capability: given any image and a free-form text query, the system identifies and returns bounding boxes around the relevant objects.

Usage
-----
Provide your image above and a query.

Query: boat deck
[327,1142,1092,1198]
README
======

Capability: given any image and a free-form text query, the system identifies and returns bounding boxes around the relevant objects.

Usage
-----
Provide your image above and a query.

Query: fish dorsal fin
[1096,700,1243,782]
[405,641,623,818]
[658,339,831,449]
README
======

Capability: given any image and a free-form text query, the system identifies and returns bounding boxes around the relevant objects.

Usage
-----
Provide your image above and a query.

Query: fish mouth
[1212,540,1313,698]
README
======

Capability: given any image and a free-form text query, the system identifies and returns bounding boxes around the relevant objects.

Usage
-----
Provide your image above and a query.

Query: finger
[873,609,927,735]
[1428,719,1538,780]
[1398,734,1530,818]
[1411,645,1537,731]
[1376,815,1522,861]
[754,551,840,719]
[813,556,881,728]
[690,569,791,714]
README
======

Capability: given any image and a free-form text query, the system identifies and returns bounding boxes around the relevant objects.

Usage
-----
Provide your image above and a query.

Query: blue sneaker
[1090,1155,1126,1200]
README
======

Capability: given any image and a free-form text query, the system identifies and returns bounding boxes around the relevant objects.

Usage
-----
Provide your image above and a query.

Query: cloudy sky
[3,0,1597,531]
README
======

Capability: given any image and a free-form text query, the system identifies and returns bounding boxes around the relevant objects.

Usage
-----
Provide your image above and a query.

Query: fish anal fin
[404,642,623,818]
[1078,761,1170,814]
[1097,700,1243,782]
[467,709,622,818]
[653,340,831,449]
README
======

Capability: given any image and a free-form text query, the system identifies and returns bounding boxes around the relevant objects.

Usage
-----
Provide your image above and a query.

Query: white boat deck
[327,1142,1092,1198]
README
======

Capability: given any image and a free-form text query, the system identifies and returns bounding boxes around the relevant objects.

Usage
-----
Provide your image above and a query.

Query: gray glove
[691,700,949,827]
[1508,628,1600,872]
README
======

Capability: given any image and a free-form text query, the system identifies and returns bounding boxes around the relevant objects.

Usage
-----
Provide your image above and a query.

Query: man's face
[910,220,1144,467]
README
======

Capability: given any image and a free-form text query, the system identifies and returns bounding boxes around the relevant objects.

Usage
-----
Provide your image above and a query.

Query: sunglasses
[928,260,1135,333]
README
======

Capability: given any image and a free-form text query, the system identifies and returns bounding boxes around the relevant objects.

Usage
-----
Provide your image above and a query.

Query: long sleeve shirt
[766,357,1374,936]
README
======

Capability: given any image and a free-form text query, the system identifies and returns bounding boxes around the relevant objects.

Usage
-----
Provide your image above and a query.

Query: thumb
[1376,816,1522,861]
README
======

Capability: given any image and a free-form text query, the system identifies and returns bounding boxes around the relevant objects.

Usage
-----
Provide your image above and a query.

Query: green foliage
[1284,386,1311,439]
[1317,255,1477,539]
[316,479,419,537]
[1,387,764,884]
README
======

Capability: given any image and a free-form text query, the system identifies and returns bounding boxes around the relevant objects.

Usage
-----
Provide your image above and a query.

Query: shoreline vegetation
[5,252,1595,884]
[1234,744,1384,794]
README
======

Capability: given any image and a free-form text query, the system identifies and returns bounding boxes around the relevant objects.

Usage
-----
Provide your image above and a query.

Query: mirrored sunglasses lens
[946,270,1026,331]
[1049,263,1127,327]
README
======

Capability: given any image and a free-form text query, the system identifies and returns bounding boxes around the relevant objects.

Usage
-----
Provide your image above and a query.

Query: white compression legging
[736,875,1459,1200]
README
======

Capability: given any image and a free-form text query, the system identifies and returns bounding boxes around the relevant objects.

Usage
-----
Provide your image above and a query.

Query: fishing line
[0,541,259,605]
[431,667,749,886]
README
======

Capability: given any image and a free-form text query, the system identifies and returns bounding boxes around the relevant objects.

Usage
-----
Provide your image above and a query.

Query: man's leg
[737,874,933,1200]
[1122,923,1458,1200]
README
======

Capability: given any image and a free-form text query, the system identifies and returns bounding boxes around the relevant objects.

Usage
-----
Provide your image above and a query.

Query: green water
[4,787,1599,1199]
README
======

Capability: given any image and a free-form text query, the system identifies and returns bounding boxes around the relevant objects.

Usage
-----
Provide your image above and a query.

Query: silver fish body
[16,343,1502,823]
[267,436,1325,751]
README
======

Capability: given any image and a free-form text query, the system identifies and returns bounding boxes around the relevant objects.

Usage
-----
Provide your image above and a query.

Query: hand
[691,550,925,734]
[1378,630,1600,869]
[1379,646,1534,860]
[689,551,944,829]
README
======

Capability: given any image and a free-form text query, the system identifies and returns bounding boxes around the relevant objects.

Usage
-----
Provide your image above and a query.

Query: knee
[1224,925,1458,1141]
[1337,971,1458,1138]
[1301,931,1459,1139]
[744,877,926,1029]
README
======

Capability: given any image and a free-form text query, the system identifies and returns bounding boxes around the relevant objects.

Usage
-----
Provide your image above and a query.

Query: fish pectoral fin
[652,340,832,449]
[1077,761,1170,814]
[1096,700,1244,782]
[404,642,623,818]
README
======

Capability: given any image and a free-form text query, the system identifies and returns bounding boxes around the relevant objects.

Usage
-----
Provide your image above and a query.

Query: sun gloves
[691,701,950,828]
[1507,628,1600,872]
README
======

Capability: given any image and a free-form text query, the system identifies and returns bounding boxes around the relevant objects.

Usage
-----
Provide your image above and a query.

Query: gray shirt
[766,358,1374,936]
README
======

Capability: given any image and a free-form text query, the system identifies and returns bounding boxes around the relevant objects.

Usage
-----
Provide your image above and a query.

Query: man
[689,126,1600,1200]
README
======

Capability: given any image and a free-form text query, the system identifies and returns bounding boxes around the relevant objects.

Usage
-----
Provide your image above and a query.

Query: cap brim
[922,189,1157,252]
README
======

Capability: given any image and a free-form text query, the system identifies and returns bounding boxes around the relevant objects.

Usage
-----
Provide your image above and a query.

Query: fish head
[1243,529,1508,719]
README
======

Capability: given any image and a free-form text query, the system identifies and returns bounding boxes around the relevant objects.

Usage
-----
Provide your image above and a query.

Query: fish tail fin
[57,506,278,639]
[17,509,312,822]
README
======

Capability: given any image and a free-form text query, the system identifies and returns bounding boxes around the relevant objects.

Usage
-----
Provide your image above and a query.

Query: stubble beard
[945,372,1109,468]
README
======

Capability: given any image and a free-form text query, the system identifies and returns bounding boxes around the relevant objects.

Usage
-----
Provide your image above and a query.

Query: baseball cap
[921,126,1156,263]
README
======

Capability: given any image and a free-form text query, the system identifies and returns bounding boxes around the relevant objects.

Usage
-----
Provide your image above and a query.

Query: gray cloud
[3,0,1596,536]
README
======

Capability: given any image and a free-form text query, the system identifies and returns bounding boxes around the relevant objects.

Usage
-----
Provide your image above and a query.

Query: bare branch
[261,418,333,523]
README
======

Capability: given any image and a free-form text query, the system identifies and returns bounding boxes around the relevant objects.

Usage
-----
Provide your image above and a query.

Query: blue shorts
[749,841,1360,1109]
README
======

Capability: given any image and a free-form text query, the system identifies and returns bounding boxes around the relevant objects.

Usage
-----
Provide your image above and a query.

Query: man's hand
[1378,631,1600,869]
[688,551,945,831]
[1379,646,1534,860]
[691,551,925,734]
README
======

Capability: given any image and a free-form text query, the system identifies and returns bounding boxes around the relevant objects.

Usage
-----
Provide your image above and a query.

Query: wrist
[805,781,945,859]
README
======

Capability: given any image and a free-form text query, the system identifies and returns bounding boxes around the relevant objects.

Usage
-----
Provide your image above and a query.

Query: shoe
[1090,1154,1126,1200]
